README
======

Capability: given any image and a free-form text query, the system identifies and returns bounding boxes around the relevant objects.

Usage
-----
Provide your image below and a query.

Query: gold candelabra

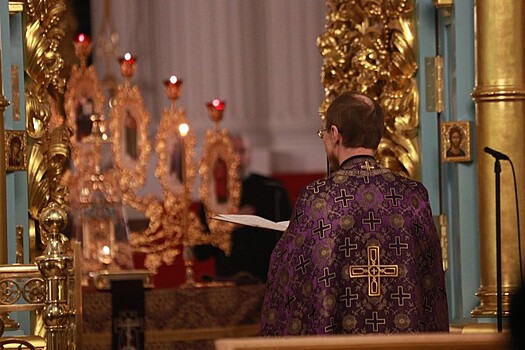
[65,35,242,281]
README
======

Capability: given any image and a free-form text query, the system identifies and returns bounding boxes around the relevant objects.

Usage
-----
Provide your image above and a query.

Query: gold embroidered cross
[360,160,375,171]
[349,246,398,296]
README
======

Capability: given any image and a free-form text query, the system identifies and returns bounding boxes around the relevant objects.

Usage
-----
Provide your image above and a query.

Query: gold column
[471,0,525,317]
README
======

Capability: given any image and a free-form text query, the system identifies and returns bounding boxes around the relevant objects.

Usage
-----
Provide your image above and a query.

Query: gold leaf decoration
[25,0,71,248]
[318,0,419,178]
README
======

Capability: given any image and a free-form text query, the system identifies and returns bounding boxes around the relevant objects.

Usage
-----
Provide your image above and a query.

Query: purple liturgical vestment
[260,156,449,335]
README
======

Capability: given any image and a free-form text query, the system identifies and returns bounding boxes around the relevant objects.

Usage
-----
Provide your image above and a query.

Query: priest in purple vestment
[260,92,449,335]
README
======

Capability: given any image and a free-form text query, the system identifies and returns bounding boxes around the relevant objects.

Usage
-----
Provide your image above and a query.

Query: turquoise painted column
[418,0,479,326]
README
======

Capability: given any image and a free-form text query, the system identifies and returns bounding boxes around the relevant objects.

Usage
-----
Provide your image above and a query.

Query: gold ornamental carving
[152,83,206,250]
[198,126,241,255]
[109,77,152,193]
[24,0,71,230]
[317,0,419,178]
[63,35,106,171]
[127,76,208,270]
[107,57,180,271]
[23,0,76,348]
[0,264,45,334]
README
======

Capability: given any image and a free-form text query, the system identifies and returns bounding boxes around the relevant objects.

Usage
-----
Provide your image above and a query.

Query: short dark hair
[325,92,384,149]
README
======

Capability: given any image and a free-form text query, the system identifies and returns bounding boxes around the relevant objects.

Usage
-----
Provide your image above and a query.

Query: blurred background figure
[194,134,293,283]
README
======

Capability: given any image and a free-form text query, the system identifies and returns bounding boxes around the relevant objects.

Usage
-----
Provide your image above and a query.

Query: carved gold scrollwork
[152,104,207,249]
[23,1,75,347]
[128,196,184,271]
[24,0,66,140]
[25,0,70,226]
[318,0,419,178]
[128,102,209,271]
[107,75,193,272]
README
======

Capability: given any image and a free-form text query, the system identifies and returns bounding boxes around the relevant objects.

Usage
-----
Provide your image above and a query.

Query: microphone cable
[509,159,523,285]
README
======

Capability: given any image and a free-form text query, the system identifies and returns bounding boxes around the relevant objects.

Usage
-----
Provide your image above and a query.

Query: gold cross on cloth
[349,246,398,297]
[360,160,375,171]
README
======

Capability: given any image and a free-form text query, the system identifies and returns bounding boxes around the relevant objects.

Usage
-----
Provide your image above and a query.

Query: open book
[212,214,290,232]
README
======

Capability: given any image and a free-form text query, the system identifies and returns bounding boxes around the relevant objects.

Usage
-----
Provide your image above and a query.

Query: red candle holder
[206,98,226,124]
[163,75,183,101]
[74,33,92,66]
[118,53,137,80]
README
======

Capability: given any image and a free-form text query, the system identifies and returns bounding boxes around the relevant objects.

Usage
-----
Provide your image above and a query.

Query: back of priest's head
[326,91,384,149]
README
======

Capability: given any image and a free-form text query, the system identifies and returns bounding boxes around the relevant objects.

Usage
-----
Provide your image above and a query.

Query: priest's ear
[330,125,341,144]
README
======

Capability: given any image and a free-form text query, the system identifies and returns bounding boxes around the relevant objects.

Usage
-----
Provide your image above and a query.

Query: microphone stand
[492,158,503,332]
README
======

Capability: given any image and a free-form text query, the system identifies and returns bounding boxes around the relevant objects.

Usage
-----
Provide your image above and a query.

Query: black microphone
[484,147,510,161]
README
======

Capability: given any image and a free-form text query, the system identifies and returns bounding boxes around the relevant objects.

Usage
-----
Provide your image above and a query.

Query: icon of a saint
[76,96,94,142]
[214,158,229,204]
[446,125,466,158]
[9,137,23,167]
[169,133,184,184]
[124,111,138,160]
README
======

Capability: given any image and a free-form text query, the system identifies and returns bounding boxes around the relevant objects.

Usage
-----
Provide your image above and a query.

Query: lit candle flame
[179,123,189,137]
[170,75,178,84]
[102,245,110,255]
[124,52,133,61]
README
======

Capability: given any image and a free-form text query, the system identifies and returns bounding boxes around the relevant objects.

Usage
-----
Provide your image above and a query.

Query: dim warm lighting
[74,33,92,63]
[163,76,183,101]
[98,245,112,266]
[206,99,226,124]
[164,75,183,88]
[209,98,225,111]
[179,123,189,137]
[76,33,89,43]
[119,52,136,64]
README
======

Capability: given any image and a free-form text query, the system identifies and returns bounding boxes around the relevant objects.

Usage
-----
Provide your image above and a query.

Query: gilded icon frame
[199,130,241,216]
[198,129,241,254]
[64,64,105,169]
[109,85,152,192]
[5,130,27,171]
[441,121,471,163]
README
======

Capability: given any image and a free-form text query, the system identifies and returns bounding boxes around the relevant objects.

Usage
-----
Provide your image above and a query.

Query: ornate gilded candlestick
[74,33,92,67]
[206,98,226,130]
[118,52,136,85]
[163,76,196,286]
